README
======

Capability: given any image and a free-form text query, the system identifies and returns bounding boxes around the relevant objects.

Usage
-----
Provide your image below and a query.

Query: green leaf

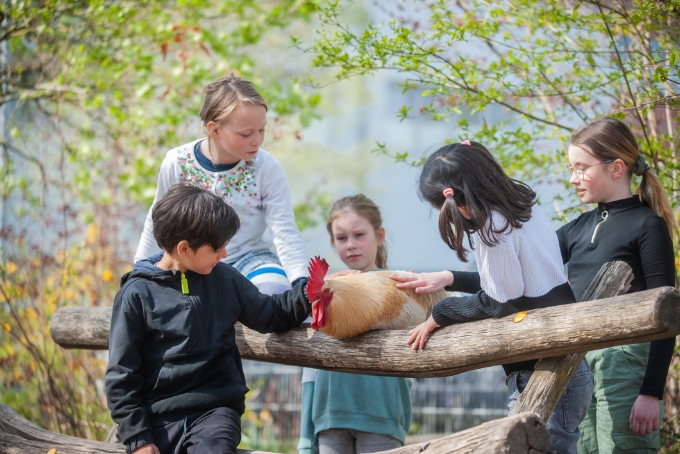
[654,66,668,82]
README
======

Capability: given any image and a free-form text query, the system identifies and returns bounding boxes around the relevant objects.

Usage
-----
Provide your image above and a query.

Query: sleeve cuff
[125,430,156,454]
[431,302,453,327]
[446,271,481,294]
[293,277,309,287]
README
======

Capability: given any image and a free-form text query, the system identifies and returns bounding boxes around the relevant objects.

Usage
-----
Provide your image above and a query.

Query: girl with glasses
[558,117,676,454]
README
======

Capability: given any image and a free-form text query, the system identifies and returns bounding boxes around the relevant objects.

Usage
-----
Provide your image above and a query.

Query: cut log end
[656,286,680,332]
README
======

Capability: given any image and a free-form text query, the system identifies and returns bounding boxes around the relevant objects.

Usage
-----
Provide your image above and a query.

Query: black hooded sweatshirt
[105,254,311,453]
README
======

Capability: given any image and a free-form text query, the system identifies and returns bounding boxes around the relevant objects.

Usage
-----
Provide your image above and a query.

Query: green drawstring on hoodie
[181,273,189,294]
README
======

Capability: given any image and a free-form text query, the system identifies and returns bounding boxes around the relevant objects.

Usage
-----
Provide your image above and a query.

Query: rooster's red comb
[306,256,329,302]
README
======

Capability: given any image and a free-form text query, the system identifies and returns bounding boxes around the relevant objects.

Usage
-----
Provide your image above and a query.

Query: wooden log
[0,404,551,454]
[50,286,680,378]
[381,412,552,453]
[0,404,274,453]
[510,261,634,421]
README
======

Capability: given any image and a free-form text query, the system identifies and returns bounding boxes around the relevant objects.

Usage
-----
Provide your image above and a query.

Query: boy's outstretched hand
[390,271,453,294]
[132,444,160,454]
[406,315,440,350]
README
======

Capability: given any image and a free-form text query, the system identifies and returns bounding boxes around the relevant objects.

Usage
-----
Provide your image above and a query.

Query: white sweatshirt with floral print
[134,140,309,282]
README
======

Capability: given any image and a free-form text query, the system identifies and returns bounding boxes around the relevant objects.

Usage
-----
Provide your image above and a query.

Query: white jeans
[318,429,402,454]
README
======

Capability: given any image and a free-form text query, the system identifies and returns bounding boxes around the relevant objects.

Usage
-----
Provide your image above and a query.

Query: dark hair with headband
[418,141,536,262]
[570,117,676,239]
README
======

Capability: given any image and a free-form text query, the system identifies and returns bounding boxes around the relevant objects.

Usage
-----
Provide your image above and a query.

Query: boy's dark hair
[152,184,240,252]
[419,141,536,262]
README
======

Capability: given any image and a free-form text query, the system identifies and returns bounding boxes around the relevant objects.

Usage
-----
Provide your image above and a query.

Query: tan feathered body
[318,271,447,339]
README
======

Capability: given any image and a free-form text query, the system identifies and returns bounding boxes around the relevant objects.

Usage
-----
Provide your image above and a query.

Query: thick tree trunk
[0,404,551,454]
[51,286,680,378]
[510,261,635,421]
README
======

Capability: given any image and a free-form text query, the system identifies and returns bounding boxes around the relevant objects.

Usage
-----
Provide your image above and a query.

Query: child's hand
[132,443,161,454]
[325,269,361,280]
[406,316,440,350]
[390,271,453,294]
[629,394,659,435]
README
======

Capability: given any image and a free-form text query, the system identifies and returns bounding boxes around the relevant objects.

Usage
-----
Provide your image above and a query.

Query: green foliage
[2,0,323,205]
[294,190,332,231]
[0,223,120,439]
[301,0,680,223]
[240,384,298,452]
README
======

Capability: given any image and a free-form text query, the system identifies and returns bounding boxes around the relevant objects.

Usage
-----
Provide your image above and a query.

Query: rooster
[306,256,447,339]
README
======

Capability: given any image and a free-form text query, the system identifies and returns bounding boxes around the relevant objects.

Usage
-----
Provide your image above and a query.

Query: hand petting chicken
[390,270,453,350]
[305,256,447,339]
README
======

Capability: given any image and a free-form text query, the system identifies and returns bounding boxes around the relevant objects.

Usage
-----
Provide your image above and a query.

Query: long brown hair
[326,194,388,269]
[419,141,536,262]
[570,117,676,238]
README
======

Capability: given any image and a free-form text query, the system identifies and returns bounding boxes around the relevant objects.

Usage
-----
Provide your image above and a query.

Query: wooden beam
[50,286,680,378]
[510,261,635,421]
[0,404,551,454]
[380,412,552,453]
[0,404,274,454]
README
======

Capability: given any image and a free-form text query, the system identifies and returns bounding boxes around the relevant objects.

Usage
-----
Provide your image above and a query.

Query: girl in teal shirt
[297,194,412,454]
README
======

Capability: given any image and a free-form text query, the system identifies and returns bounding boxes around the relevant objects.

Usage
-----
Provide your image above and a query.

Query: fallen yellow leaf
[513,312,528,323]
[47,448,57,454]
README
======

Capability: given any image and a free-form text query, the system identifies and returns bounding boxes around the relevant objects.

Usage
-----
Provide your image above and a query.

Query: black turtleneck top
[556,196,676,399]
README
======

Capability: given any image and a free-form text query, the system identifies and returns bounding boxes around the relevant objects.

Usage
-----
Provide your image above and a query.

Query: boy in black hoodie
[105,184,312,454]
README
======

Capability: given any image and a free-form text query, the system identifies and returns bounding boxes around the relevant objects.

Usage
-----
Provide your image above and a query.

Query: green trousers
[578,343,663,453]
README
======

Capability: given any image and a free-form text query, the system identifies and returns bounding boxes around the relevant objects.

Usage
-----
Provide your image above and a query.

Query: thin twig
[595,1,652,149]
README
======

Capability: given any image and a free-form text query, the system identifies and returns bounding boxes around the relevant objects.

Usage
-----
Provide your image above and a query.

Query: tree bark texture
[510,261,635,421]
[51,286,680,378]
[0,404,551,454]
[0,405,273,454]
[383,412,553,454]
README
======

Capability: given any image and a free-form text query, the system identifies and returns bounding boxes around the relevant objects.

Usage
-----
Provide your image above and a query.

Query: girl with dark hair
[559,117,676,454]
[391,140,592,454]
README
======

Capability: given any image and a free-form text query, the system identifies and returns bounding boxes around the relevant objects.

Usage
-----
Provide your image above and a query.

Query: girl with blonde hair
[135,75,308,293]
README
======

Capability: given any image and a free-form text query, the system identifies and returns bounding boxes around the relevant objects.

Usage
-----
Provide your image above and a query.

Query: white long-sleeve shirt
[134,140,309,282]
[435,204,573,321]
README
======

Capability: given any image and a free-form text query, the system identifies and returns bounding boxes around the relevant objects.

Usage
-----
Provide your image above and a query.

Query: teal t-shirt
[297,371,412,454]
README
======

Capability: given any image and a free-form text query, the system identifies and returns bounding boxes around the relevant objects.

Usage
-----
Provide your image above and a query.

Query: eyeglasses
[567,160,613,180]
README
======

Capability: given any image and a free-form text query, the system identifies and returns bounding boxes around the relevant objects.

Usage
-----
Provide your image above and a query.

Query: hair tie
[461,140,471,146]
[633,154,650,176]
[442,188,455,198]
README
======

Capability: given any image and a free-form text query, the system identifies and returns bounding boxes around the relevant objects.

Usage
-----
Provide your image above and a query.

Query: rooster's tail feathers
[306,256,329,302]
